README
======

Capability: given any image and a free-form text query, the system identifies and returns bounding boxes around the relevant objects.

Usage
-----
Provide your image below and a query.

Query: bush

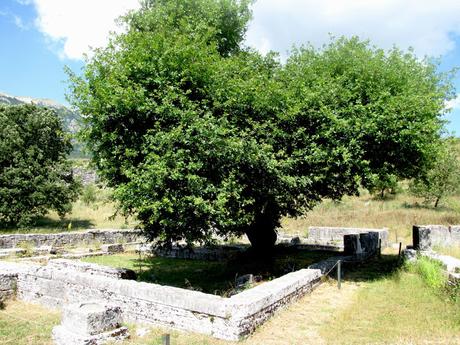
[407,256,446,290]
[0,104,80,227]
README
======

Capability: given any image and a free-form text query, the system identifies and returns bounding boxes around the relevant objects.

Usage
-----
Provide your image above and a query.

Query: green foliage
[410,141,460,207]
[67,0,453,249]
[365,173,400,199]
[80,184,98,206]
[0,104,80,228]
[406,256,447,290]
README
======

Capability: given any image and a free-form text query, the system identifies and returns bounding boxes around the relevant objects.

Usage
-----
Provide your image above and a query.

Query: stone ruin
[0,226,388,343]
[53,302,129,345]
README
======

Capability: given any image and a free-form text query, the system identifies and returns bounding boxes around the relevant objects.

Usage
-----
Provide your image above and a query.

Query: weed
[16,240,34,257]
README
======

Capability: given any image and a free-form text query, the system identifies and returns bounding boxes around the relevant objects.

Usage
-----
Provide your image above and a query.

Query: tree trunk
[434,197,440,208]
[244,205,279,254]
[245,225,277,253]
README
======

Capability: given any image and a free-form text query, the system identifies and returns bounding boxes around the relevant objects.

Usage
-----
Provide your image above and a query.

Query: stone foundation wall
[308,227,388,247]
[0,229,143,249]
[0,260,322,341]
[413,225,460,250]
[0,272,17,301]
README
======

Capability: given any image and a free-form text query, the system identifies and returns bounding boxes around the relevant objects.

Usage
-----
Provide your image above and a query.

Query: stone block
[52,324,129,345]
[403,249,417,262]
[343,234,360,255]
[100,244,124,254]
[61,302,123,336]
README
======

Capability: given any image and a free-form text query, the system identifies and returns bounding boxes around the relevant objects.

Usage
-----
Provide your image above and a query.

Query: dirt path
[242,281,361,345]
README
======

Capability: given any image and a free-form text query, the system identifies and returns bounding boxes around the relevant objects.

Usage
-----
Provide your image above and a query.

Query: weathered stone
[290,237,301,245]
[61,302,123,336]
[308,227,389,247]
[413,225,460,250]
[0,259,325,341]
[0,229,143,250]
[236,274,254,287]
[155,245,245,261]
[52,325,129,345]
[100,244,124,254]
[48,259,136,280]
[403,249,417,262]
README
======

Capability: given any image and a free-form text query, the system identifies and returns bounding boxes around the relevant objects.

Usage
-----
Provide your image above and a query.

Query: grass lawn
[82,248,334,295]
[2,256,460,344]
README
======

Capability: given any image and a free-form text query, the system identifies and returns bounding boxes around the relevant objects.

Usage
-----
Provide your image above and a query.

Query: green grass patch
[82,248,333,295]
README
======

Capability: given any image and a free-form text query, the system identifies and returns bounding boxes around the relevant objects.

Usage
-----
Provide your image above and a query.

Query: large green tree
[0,104,80,227]
[68,0,453,251]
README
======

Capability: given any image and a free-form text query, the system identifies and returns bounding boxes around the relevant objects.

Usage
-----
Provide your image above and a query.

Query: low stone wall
[308,227,388,247]
[0,260,322,341]
[344,231,380,257]
[154,245,246,261]
[0,229,143,249]
[278,227,388,249]
[413,225,460,250]
[0,272,17,301]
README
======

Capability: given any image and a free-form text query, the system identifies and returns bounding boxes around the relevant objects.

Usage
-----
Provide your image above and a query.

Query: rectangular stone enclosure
[0,260,321,341]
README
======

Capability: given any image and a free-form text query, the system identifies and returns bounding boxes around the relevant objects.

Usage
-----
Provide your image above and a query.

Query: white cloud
[446,94,460,111]
[28,0,460,61]
[32,0,141,60]
[245,0,460,58]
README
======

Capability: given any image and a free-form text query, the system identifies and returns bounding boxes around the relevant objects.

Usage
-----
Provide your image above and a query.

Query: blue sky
[1,0,460,134]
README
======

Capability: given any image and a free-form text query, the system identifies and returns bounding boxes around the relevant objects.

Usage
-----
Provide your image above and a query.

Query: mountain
[0,92,85,157]
[0,92,81,134]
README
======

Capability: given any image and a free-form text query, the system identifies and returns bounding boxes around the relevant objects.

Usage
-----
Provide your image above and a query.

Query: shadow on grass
[401,201,450,211]
[342,254,403,283]
[130,246,337,295]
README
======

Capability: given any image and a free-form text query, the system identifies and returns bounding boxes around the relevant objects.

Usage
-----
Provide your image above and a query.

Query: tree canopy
[0,104,80,227]
[68,0,453,250]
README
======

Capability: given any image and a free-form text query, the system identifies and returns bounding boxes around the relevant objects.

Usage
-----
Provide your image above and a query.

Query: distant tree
[68,0,453,252]
[0,104,80,227]
[410,143,460,208]
[364,172,400,199]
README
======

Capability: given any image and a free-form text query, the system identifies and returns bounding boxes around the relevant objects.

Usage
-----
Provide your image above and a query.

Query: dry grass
[436,245,460,259]
[281,190,460,247]
[0,300,60,345]
[0,189,137,235]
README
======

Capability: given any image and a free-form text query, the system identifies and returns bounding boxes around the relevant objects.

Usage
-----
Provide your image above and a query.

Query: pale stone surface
[403,249,417,262]
[0,259,325,341]
[0,273,17,301]
[61,302,122,335]
[52,325,129,345]
[413,225,460,250]
[308,227,389,247]
[100,244,124,254]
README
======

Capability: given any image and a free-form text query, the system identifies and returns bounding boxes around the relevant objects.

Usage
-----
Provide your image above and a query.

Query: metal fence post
[162,334,171,345]
[337,260,341,290]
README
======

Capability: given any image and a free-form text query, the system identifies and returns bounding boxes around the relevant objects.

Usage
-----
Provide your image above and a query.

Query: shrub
[0,104,80,227]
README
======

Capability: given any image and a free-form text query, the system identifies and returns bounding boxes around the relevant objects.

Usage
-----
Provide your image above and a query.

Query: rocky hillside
[0,92,85,157]
[0,92,80,134]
